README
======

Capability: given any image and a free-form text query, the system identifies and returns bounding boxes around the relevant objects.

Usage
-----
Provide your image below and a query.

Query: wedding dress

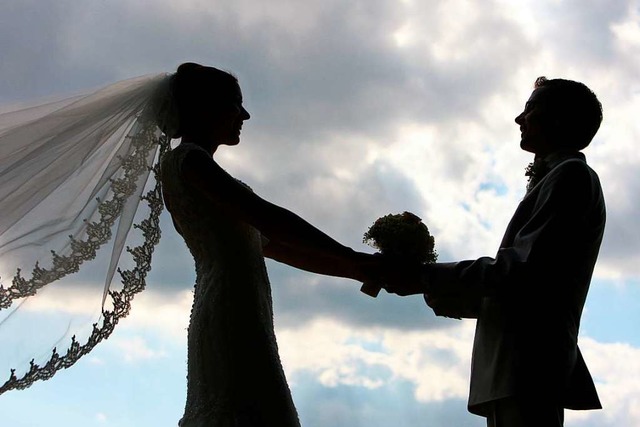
[160,142,301,427]
[0,71,301,426]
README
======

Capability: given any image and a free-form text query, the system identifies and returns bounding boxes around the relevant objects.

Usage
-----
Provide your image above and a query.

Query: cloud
[527,0,631,66]
[111,335,168,363]
[4,0,637,284]
[587,89,640,279]
[292,376,483,427]
[278,318,640,427]
[111,288,193,342]
[268,264,455,330]
[1,0,638,365]
[277,316,475,402]
[0,1,69,101]
[565,337,640,426]
[1,1,640,425]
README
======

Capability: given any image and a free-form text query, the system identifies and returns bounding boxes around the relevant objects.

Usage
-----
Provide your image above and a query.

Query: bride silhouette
[0,61,378,425]
[157,62,376,426]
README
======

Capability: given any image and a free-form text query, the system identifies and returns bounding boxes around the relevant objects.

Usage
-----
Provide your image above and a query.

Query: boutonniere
[525,159,550,193]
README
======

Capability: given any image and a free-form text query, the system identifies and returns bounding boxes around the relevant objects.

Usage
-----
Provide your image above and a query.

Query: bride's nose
[241,107,250,120]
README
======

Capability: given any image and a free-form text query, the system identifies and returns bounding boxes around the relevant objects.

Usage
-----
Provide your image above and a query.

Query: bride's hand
[351,251,384,284]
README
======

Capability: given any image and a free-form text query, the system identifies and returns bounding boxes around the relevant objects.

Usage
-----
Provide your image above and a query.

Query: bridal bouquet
[361,211,437,297]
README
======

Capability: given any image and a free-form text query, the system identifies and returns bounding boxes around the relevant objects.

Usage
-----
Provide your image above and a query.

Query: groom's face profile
[515,87,556,155]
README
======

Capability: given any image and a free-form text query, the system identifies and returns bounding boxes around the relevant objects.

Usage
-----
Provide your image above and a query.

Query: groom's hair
[534,76,603,150]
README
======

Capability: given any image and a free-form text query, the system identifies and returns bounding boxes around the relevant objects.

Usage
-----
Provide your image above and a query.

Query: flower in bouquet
[363,211,437,263]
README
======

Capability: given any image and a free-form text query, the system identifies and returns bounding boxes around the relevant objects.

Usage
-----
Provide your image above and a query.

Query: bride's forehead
[222,81,243,102]
[197,80,241,101]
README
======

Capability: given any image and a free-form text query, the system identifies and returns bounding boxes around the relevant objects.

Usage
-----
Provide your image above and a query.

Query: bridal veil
[0,72,174,394]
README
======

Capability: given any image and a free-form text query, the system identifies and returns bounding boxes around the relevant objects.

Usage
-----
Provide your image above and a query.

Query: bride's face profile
[173,63,250,149]
[207,83,251,147]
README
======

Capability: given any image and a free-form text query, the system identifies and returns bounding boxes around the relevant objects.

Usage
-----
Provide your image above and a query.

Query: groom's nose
[515,112,524,125]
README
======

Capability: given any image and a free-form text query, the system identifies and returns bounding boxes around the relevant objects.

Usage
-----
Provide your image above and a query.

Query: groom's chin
[224,137,241,147]
[520,140,533,153]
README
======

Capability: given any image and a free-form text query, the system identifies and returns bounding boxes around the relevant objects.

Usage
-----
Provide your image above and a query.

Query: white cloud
[561,337,640,426]
[277,318,640,426]
[612,7,640,51]
[15,283,194,341]
[117,289,193,342]
[112,336,168,363]
[278,317,474,401]
[9,280,100,314]
[88,357,105,366]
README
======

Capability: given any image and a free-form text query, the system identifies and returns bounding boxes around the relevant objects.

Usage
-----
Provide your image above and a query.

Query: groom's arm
[423,263,481,319]
[424,294,480,319]
[380,261,481,318]
[388,160,596,301]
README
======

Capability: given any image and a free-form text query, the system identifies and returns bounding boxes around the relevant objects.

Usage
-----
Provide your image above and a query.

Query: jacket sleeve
[426,159,595,302]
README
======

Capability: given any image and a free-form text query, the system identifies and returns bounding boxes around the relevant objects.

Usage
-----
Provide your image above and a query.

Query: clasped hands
[358,253,427,297]
[355,254,464,320]
[354,252,428,297]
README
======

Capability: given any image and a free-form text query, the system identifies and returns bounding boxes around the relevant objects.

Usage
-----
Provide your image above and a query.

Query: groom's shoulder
[543,155,604,207]
[548,154,594,183]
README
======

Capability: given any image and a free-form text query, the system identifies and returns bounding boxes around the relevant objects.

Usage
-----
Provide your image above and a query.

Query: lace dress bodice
[160,143,300,427]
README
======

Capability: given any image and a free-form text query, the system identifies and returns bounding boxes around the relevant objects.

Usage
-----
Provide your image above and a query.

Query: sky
[1,0,639,426]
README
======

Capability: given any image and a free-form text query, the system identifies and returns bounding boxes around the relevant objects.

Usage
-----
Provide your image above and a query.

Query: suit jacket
[425,152,605,416]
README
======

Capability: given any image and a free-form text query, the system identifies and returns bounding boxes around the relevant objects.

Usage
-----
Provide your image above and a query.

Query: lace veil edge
[0,73,173,394]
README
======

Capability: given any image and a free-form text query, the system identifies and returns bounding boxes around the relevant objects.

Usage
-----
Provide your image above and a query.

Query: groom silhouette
[383,77,605,427]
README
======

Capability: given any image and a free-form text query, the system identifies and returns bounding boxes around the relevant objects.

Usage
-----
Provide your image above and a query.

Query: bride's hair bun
[176,62,204,75]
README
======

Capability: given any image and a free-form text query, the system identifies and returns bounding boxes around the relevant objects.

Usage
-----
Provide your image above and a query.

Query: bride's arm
[181,148,377,282]
[262,239,378,281]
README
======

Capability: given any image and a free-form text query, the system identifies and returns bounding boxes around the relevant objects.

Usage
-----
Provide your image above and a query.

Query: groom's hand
[358,254,419,297]
[424,293,477,320]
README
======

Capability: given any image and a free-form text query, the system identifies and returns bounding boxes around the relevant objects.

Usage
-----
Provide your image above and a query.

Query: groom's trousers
[486,396,564,427]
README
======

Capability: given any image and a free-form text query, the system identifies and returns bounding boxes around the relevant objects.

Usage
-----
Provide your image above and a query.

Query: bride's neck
[181,137,219,156]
